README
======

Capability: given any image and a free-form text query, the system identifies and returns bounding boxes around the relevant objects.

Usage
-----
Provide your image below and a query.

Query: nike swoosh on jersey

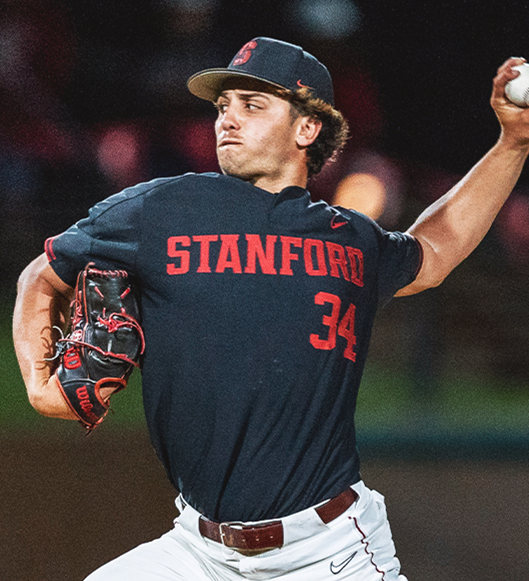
[330,551,357,575]
[331,214,348,229]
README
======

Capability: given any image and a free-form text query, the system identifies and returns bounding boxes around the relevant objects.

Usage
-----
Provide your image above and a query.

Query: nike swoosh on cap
[297,79,312,89]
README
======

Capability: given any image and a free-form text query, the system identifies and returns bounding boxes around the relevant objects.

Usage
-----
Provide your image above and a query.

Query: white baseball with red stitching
[505,63,529,107]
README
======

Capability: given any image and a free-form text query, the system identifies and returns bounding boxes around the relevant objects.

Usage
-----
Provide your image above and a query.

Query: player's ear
[296,116,322,148]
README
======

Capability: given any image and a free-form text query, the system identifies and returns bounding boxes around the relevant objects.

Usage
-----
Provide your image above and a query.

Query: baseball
[505,63,529,107]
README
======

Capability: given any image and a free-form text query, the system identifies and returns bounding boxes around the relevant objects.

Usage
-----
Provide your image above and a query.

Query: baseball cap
[187,37,334,106]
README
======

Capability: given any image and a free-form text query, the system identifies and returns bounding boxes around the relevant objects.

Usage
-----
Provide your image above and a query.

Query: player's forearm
[13,255,76,419]
[403,139,529,292]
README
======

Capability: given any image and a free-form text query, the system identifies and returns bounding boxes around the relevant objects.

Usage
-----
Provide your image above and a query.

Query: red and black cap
[187,37,334,106]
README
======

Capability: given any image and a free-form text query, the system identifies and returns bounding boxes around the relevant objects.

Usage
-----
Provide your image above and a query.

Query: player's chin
[220,168,254,182]
[218,159,252,181]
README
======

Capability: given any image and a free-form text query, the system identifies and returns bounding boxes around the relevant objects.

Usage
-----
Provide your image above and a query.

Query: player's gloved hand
[51,263,144,432]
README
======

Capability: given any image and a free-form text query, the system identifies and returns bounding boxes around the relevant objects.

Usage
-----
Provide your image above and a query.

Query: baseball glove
[52,263,145,432]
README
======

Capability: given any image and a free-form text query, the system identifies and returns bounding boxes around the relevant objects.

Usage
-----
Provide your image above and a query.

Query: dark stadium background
[1,1,528,579]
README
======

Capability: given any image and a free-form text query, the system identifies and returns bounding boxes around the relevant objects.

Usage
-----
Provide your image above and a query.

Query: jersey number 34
[310,292,357,362]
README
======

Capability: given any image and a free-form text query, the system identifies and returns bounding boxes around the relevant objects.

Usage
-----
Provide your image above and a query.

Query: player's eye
[215,101,228,113]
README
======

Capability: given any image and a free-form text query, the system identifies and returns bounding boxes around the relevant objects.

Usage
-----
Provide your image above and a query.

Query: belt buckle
[219,521,279,556]
[219,522,230,547]
[219,521,243,549]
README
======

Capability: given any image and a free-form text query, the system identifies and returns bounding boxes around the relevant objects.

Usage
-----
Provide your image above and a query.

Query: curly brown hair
[286,87,350,178]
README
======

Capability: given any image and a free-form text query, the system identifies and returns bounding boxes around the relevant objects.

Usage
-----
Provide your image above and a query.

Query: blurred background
[1,0,528,579]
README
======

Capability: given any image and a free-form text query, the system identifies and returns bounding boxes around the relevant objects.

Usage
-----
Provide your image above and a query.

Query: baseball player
[13,38,529,580]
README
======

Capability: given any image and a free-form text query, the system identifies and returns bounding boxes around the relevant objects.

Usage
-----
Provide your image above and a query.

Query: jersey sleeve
[44,183,146,286]
[375,227,423,304]
[335,206,423,304]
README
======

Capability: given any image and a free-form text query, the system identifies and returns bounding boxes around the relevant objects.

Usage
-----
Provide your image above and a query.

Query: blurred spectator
[331,150,404,227]
[171,116,218,173]
[95,123,149,191]
[0,0,79,163]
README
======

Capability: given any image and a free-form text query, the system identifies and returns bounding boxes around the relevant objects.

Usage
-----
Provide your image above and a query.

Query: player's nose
[219,103,241,131]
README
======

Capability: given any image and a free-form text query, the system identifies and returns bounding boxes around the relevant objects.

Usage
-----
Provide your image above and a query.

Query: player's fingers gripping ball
[505,62,529,107]
[53,263,145,432]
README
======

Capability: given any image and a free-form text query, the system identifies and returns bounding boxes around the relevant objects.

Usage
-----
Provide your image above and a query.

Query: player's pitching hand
[491,57,529,148]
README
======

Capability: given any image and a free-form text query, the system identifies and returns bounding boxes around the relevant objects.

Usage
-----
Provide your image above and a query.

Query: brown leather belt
[198,488,358,553]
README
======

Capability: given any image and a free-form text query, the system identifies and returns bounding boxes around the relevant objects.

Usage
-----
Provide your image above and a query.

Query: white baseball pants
[85,481,407,580]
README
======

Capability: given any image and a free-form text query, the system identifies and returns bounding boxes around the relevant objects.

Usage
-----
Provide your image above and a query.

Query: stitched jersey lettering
[326,241,351,281]
[244,234,277,274]
[216,234,242,273]
[304,239,328,276]
[193,235,219,273]
[279,236,303,276]
[165,233,364,286]
[167,236,191,275]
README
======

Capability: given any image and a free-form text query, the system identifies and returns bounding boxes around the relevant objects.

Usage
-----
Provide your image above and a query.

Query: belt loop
[175,494,187,514]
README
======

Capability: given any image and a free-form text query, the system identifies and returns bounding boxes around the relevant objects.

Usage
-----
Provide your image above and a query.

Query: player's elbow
[417,262,452,293]
[423,269,449,289]
[29,395,73,420]
[396,270,447,297]
[27,390,52,416]
[26,379,75,420]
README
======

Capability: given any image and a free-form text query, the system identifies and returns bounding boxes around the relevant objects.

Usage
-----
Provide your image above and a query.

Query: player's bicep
[20,253,73,298]
[17,254,73,331]
[376,231,424,303]
[19,254,66,294]
[394,235,446,296]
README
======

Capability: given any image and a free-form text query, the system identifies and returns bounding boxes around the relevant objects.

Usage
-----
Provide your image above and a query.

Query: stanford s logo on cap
[233,40,258,66]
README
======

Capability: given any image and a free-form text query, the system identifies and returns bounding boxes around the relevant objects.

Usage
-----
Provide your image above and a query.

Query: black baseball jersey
[46,173,421,522]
